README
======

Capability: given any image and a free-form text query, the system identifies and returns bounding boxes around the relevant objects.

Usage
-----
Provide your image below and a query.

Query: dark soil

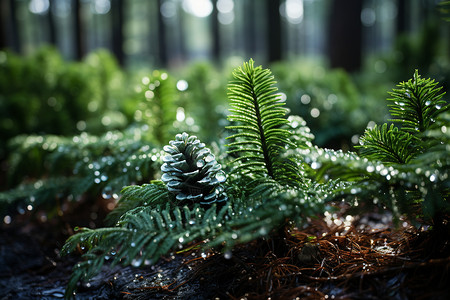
[1,199,449,300]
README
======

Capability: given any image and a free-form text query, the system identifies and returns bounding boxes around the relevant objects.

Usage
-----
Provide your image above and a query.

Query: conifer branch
[226,59,301,186]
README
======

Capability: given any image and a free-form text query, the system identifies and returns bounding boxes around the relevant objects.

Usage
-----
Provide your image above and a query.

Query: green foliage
[226,59,302,186]
[359,123,420,164]
[0,47,126,159]
[61,60,340,298]
[61,203,225,297]
[0,128,163,217]
[177,61,228,142]
[131,70,178,145]
[359,70,448,164]
[305,70,449,223]
[439,1,450,21]
[105,181,169,224]
[388,70,446,134]
[3,57,446,299]
[270,60,366,148]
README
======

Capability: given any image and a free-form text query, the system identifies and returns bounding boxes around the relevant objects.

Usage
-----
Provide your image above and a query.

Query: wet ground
[1,201,450,300]
[0,198,222,300]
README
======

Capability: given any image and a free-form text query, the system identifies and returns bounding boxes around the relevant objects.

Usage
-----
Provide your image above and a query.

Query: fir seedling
[61,60,336,298]
[359,70,447,164]
[357,70,449,221]
[226,59,303,193]
[303,70,449,224]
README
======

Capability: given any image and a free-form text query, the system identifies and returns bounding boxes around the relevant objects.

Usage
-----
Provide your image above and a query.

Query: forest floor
[1,197,449,300]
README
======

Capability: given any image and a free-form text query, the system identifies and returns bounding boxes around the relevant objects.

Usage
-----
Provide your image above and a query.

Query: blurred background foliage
[0,0,449,192]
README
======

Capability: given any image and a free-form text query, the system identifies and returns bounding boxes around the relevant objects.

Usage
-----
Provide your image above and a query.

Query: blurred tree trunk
[244,0,256,58]
[111,0,124,66]
[157,0,167,66]
[327,0,362,72]
[0,0,20,52]
[211,0,220,62]
[396,0,408,35]
[267,0,282,62]
[74,0,85,60]
[0,1,7,50]
[47,0,56,45]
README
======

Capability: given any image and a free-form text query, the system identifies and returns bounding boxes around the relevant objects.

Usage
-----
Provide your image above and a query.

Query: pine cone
[161,132,227,205]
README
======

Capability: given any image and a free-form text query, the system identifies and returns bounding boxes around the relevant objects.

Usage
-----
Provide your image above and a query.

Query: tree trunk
[211,0,220,62]
[1,0,20,52]
[327,0,362,72]
[396,0,408,35]
[157,0,167,66]
[267,0,282,63]
[243,0,256,58]
[0,1,7,50]
[111,0,124,66]
[47,0,56,45]
[74,0,85,60]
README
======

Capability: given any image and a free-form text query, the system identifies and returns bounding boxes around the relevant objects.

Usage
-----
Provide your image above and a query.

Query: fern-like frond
[62,203,229,298]
[1,128,164,218]
[358,123,420,164]
[388,70,448,134]
[0,177,86,216]
[105,181,169,224]
[226,59,301,185]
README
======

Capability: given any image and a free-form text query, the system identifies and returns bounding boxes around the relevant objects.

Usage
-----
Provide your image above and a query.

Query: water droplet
[17,206,25,214]
[3,215,11,224]
[224,251,232,259]
[132,259,142,267]
[41,287,65,298]
[366,165,375,172]
[311,162,321,169]
[259,227,268,235]
[204,154,215,163]
[215,172,226,182]
[177,79,189,91]
[178,237,184,243]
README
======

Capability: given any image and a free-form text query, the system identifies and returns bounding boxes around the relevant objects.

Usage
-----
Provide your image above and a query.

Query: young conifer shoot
[60,64,449,299]
[61,59,340,298]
